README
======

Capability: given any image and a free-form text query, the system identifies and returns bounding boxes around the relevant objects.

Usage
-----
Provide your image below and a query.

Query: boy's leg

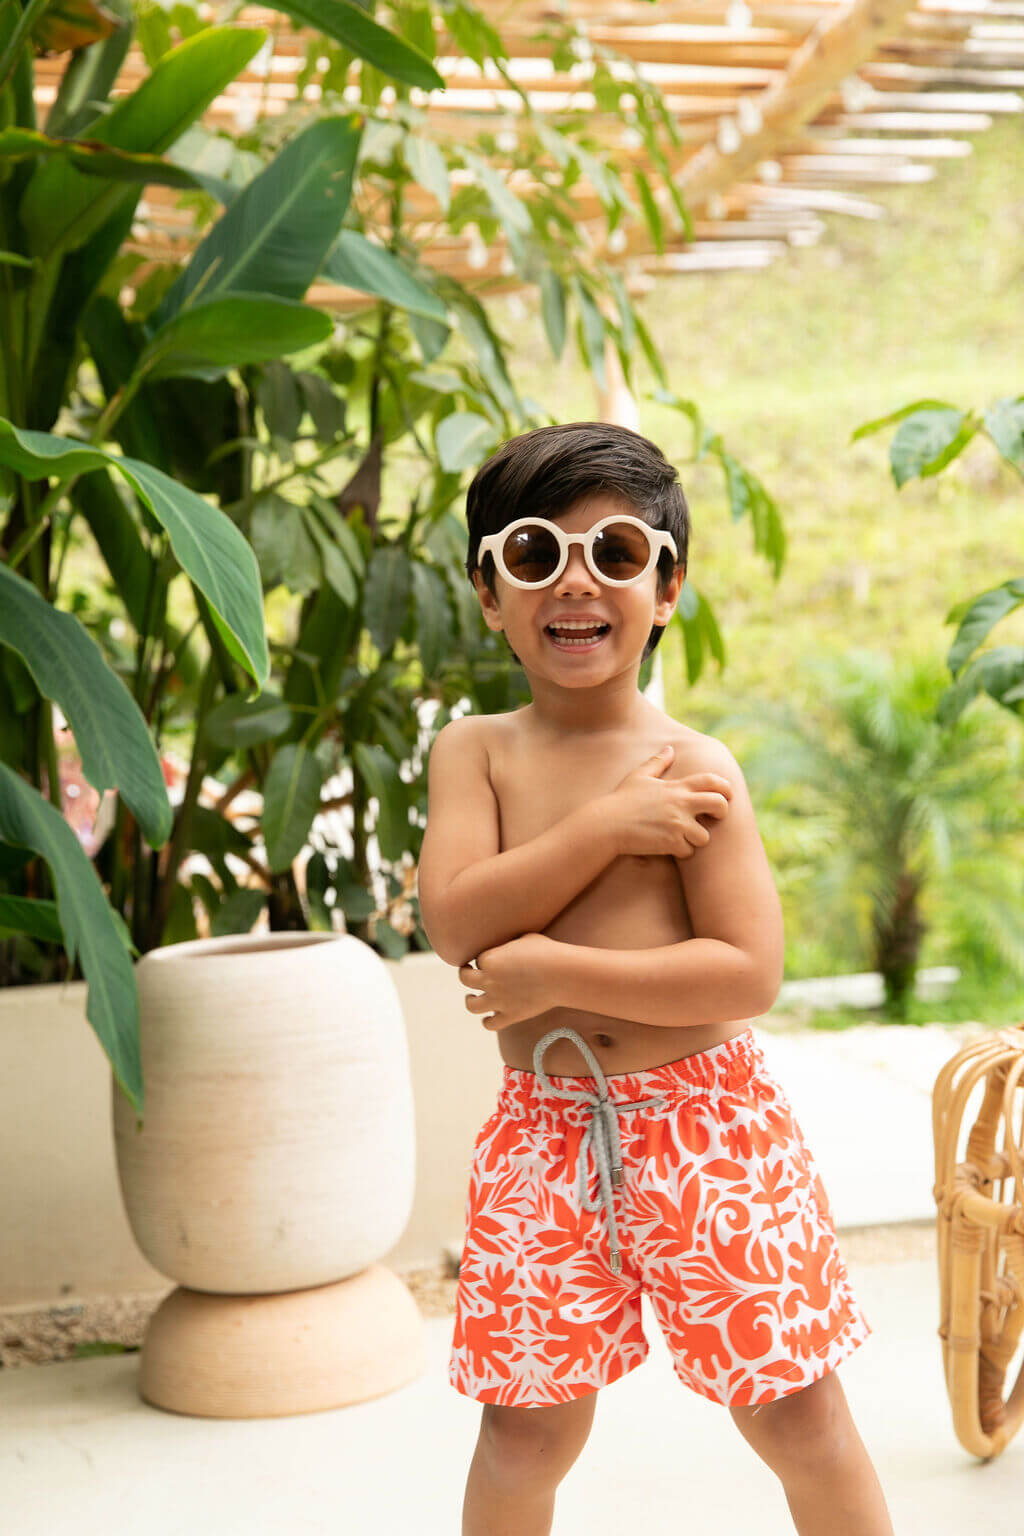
[730,1372,894,1536]
[462,1393,599,1536]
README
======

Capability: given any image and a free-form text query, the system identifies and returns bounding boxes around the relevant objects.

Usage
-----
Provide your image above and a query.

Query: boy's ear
[471,568,503,630]
[654,563,686,623]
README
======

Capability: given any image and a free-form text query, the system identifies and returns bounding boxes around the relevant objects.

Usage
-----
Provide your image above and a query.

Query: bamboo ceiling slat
[32,0,1022,299]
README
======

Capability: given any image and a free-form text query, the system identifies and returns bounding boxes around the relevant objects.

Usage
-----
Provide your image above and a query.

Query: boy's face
[471,493,685,688]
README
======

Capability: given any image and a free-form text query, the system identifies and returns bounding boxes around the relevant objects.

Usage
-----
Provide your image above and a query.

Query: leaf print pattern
[449,1028,871,1407]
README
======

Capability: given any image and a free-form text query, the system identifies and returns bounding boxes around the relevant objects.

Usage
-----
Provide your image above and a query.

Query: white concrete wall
[0,952,501,1308]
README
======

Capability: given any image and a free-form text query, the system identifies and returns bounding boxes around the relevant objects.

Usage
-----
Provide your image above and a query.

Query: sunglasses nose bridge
[555,531,599,588]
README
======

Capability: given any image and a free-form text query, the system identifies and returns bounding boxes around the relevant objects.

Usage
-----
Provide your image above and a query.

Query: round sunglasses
[478,515,678,590]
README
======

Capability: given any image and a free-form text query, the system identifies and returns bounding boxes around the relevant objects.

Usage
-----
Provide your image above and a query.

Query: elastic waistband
[497,1026,764,1130]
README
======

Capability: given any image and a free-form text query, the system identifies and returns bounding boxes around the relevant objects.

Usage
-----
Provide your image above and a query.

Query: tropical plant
[0,0,443,1113]
[851,395,1024,727]
[716,650,1024,1019]
[0,0,787,1116]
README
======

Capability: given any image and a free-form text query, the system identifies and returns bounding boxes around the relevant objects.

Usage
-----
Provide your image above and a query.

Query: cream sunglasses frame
[477,514,678,590]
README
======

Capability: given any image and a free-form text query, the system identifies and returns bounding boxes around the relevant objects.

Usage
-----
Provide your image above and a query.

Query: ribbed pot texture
[112,931,416,1293]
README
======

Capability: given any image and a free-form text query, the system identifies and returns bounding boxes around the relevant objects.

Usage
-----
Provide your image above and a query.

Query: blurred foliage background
[372,113,1024,1025]
[45,53,1024,1030]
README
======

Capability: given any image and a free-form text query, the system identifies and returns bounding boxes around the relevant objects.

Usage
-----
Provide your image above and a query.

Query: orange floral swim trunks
[449,1025,871,1408]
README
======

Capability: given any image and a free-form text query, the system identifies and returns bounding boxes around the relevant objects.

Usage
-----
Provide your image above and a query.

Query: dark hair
[463,421,689,666]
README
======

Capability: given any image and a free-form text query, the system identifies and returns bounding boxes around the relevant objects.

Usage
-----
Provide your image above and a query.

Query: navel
[594,1033,615,1049]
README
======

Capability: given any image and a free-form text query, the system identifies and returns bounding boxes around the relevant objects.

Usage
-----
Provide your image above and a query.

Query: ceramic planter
[112,930,426,1417]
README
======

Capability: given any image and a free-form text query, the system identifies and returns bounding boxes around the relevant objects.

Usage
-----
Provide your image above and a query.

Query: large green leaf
[890,408,976,487]
[0,422,268,687]
[402,133,450,212]
[0,764,143,1116]
[0,126,203,187]
[363,545,413,654]
[262,743,322,872]
[435,410,499,472]
[572,277,608,392]
[204,690,293,749]
[352,742,408,861]
[319,230,448,321]
[0,892,137,953]
[79,292,168,469]
[447,290,521,421]
[937,645,1024,726]
[151,115,363,330]
[302,506,359,607]
[410,561,453,678]
[0,893,62,943]
[20,26,267,258]
[539,269,566,360]
[850,398,959,442]
[0,565,172,847]
[946,578,1024,675]
[265,0,443,90]
[137,294,334,382]
[70,469,151,632]
[984,396,1024,477]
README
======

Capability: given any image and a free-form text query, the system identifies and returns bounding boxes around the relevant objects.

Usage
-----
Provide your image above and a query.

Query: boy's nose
[555,545,598,591]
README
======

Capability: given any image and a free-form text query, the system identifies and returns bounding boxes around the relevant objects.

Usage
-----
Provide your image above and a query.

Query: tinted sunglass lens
[593,522,652,580]
[502,524,561,583]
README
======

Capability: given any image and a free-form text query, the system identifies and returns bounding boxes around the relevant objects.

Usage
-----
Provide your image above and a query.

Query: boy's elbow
[749,953,784,1017]
[732,943,782,1017]
[417,901,468,968]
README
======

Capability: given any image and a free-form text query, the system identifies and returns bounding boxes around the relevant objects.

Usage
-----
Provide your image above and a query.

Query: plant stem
[0,0,50,96]
[147,655,218,949]
[40,699,60,811]
[148,613,201,727]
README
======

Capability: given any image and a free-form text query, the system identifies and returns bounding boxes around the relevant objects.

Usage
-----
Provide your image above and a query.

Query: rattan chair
[933,1026,1024,1459]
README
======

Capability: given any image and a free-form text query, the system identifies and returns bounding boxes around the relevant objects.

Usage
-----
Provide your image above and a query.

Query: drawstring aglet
[610,1251,622,1274]
[611,1165,624,1186]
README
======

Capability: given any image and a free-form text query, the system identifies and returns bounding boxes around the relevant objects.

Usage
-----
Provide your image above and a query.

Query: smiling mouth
[544,623,611,652]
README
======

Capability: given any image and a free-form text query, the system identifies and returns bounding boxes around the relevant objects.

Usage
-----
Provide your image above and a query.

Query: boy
[417,422,893,1536]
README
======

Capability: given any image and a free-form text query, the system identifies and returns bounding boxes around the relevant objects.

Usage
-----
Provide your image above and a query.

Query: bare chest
[484,718,747,1075]
[489,728,690,936]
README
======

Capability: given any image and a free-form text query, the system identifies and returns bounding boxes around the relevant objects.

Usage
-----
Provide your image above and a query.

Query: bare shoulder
[651,718,741,782]
[655,718,762,853]
[473,706,532,763]
[430,710,504,777]
[432,711,496,746]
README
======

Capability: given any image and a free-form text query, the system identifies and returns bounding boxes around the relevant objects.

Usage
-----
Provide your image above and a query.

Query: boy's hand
[605,745,732,860]
[458,933,560,1031]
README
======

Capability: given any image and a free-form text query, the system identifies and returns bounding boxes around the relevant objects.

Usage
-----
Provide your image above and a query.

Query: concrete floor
[2,1253,1022,1535]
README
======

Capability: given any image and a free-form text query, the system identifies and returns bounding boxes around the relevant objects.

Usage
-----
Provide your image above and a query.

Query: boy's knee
[730,1372,852,1479]
[479,1395,598,1487]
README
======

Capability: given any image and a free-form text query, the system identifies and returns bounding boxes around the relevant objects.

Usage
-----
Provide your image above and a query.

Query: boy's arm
[543,740,784,1029]
[417,717,622,968]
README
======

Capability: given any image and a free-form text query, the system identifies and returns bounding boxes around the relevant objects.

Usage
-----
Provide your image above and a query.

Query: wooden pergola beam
[680,0,921,208]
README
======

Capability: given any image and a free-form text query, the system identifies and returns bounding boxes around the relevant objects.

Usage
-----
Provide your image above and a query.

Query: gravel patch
[0,1290,168,1369]
[0,1221,936,1367]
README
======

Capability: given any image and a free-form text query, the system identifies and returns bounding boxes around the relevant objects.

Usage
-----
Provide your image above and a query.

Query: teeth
[547,625,608,648]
